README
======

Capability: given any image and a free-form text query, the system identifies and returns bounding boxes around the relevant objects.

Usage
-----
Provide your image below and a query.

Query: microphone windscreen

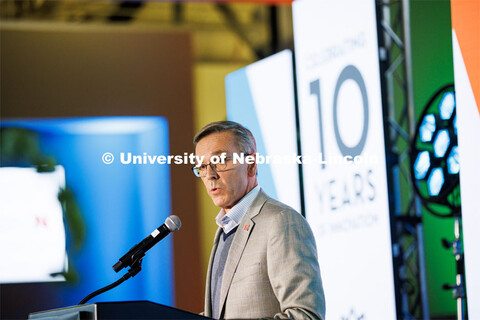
[165,215,181,232]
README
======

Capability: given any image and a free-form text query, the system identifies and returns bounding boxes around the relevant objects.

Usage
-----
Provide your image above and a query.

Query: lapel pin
[244,225,249,231]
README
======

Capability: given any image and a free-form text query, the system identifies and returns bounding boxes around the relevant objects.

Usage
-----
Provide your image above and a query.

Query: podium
[29,301,210,319]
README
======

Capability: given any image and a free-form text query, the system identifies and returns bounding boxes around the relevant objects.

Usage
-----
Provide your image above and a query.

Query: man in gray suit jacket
[193,121,325,320]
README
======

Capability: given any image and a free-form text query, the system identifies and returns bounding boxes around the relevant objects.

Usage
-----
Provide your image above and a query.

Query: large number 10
[309,65,370,168]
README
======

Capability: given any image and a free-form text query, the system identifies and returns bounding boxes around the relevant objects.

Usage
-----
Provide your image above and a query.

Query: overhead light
[427,168,444,197]
[439,91,455,120]
[419,114,436,143]
[410,84,459,216]
[433,129,450,158]
[414,151,431,180]
[447,146,460,175]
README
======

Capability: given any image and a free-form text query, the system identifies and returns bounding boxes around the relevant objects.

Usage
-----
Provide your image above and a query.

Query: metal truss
[377,0,429,319]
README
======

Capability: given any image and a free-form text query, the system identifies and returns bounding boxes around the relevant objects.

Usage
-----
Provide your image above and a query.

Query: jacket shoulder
[254,193,308,227]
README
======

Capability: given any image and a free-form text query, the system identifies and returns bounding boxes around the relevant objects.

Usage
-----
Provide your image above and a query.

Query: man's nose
[206,164,219,179]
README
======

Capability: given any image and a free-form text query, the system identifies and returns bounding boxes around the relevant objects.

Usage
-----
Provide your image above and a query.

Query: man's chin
[211,197,231,210]
[209,195,223,206]
[212,200,226,208]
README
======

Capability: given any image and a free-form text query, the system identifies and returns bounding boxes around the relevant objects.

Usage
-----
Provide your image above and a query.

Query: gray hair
[193,121,257,154]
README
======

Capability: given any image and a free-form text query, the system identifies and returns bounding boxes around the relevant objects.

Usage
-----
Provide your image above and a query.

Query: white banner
[226,50,301,212]
[452,30,480,319]
[293,0,396,318]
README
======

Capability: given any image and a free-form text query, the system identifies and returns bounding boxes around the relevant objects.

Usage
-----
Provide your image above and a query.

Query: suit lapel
[218,190,268,318]
[205,227,223,317]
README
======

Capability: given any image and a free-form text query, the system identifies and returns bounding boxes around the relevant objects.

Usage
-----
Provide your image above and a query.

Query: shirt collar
[215,185,260,234]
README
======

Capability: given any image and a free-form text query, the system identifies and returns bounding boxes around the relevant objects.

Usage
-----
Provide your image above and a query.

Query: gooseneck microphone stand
[78,259,143,305]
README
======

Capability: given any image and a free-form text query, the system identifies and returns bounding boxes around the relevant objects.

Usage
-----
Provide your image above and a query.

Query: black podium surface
[29,300,210,320]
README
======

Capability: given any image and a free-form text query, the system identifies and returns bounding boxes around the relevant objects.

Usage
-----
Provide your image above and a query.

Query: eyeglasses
[192,156,235,178]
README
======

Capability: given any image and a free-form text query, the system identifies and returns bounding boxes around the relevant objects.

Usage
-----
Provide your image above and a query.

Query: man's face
[195,131,255,212]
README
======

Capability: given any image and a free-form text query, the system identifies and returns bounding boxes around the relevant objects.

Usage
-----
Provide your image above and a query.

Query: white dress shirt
[215,185,260,234]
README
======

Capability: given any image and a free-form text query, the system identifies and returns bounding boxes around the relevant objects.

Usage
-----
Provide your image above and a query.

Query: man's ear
[247,153,257,177]
[247,164,257,177]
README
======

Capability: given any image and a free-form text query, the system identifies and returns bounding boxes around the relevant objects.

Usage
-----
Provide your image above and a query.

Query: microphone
[113,215,181,272]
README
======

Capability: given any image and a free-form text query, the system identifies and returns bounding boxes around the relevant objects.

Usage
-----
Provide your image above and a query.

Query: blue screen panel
[1,117,173,307]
